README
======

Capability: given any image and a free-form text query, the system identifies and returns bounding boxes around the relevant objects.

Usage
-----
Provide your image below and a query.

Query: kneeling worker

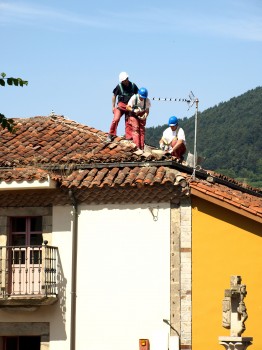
[159,116,186,160]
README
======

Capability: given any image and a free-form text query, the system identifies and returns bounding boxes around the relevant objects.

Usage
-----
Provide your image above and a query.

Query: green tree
[0,72,28,132]
[145,86,262,188]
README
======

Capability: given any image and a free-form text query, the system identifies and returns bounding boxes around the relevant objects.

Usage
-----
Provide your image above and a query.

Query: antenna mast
[152,91,199,178]
[189,92,199,179]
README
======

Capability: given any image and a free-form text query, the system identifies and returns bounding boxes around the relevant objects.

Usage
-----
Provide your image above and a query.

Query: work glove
[133,107,141,114]
[160,143,170,151]
[138,112,148,120]
[162,138,169,145]
[160,139,170,151]
[160,143,165,151]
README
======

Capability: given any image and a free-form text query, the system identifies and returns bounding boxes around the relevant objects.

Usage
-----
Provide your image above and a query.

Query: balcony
[0,242,58,308]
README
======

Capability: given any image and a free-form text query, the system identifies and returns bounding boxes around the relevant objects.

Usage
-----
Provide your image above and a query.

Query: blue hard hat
[138,87,148,99]
[168,116,178,126]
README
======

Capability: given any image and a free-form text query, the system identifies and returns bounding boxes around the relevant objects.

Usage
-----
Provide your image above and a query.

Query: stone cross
[219,276,252,350]
[222,275,248,337]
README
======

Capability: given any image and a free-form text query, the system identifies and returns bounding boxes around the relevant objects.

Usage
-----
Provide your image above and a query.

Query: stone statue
[222,276,248,337]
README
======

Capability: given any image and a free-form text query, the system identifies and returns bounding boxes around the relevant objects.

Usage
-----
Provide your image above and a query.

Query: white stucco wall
[76,203,170,350]
[0,203,171,350]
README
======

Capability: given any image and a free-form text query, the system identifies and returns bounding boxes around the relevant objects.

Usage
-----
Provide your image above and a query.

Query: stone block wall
[171,198,192,349]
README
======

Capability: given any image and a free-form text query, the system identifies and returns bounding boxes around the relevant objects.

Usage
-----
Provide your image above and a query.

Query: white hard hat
[119,72,129,82]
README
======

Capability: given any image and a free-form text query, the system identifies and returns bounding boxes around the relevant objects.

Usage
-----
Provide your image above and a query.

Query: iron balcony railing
[0,242,58,298]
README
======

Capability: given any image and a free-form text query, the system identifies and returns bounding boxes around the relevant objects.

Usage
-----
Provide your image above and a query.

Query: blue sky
[1,0,261,135]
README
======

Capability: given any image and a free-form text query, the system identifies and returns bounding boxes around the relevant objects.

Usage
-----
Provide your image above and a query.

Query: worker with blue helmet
[126,87,151,150]
[168,116,178,126]
[159,116,186,161]
[138,87,148,99]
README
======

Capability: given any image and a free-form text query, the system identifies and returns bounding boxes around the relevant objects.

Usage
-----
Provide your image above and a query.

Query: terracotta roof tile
[214,190,232,200]
[80,169,98,188]
[255,207,262,214]
[154,167,166,183]
[114,167,130,186]
[92,168,110,187]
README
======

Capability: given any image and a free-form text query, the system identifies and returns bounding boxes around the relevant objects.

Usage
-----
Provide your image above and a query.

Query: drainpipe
[69,189,78,350]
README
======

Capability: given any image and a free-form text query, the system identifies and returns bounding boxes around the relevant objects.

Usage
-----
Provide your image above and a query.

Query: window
[10,217,43,246]
[8,217,43,295]
[4,336,40,350]
[10,217,43,264]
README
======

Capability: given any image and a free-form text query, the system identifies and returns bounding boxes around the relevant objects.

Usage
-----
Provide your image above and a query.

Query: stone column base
[219,336,253,350]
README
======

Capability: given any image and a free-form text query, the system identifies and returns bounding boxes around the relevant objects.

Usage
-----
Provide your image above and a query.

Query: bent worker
[107,72,139,142]
[126,87,151,150]
[159,116,186,160]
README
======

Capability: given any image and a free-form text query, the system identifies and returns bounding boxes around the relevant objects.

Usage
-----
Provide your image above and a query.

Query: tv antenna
[152,91,199,179]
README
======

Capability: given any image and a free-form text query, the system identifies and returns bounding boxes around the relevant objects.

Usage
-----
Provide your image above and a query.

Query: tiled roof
[0,115,165,166]
[189,178,262,221]
[0,166,189,206]
[0,115,261,221]
[59,166,187,189]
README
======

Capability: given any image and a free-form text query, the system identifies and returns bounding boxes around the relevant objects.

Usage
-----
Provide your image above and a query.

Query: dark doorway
[4,336,41,350]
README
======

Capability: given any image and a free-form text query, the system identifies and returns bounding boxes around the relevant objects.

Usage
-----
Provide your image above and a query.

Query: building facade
[0,115,261,350]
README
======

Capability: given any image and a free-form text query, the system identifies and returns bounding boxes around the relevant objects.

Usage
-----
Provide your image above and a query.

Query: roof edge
[0,176,57,191]
[190,187,262,224]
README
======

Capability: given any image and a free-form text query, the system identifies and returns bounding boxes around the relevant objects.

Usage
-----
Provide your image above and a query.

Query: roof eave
[0,176,57,191]
[190,187,262,224]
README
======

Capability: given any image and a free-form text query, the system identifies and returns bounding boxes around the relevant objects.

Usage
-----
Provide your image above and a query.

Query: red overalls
[128,112,146,149]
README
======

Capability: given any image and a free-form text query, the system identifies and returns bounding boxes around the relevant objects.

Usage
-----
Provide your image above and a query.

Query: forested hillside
[145,86,262,188]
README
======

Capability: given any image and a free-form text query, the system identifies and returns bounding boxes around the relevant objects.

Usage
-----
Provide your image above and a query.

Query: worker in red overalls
[126,87,151,150]
[107,72,139,142]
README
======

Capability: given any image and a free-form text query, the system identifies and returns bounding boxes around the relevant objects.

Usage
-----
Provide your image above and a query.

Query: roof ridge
[50,115,107,142]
